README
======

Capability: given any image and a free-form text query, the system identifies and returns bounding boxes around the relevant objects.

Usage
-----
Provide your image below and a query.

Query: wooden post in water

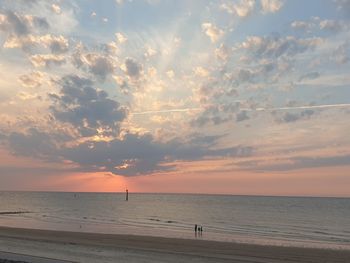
[126,188,128,201]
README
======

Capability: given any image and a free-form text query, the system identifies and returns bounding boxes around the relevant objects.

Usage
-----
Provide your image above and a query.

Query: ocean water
[0,192,349,249]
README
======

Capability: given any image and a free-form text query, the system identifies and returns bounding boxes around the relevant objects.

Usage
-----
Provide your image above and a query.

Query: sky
[0,0,350,196]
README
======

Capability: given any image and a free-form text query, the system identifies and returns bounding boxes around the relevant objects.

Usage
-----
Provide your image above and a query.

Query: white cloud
[319,19,346,32]
[291,20,312,30]
[291,18,348,34]
[233,0,256,17]
[3,34,69,53]
[115,32,128,44]
[166,70,175,79]
[105,41,119,55]
[145,47,157,58]
[260,0,283,13]
[194,67,210,77]
[215,44,230,61]
[30,54,66,67]
[202,23,224,43]
[16,91,39,101]
[51,4,61,14]
[18,71,44,88]
[221,0,282,17]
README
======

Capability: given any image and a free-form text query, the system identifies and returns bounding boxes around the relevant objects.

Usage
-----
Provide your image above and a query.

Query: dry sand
[0,226,349,263]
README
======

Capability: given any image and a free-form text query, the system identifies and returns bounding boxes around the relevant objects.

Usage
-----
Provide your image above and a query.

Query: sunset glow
[0,0,350,196]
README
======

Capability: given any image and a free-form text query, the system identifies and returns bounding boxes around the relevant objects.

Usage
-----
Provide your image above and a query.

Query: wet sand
[0,226,349,263]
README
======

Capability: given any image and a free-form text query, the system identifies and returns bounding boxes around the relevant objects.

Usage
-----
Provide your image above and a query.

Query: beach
[0,226,349,263]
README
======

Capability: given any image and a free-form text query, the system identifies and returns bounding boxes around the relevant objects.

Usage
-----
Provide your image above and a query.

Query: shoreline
[0,226,349,263]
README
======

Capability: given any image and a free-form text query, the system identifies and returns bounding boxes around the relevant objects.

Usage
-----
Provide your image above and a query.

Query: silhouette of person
[197,226,202,235]
[195,224,198,233]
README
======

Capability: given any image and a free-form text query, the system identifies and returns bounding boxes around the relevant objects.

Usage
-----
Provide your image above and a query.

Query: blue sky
[0,0,349,195]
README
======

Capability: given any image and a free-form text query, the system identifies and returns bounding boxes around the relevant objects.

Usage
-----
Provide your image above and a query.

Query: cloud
[334,0,350,14]
[0,11,49,36]
[202,23,224,43]
[0,166,77,177]
[319,19,347,32]
[233,0,256,17]
[51,4,61,14]
[190,104,235,127]
[166,70,175,79]
[72,46,116,79]
[115,32,127,44]
[1,125,253,176]
[6,128,59,160]
[298,72,320,82]
[3,34,69,53]
[332,42,349,64]
[49,75,127,137]
[61,133,253,176]
[256,103,350,111]
[194,67,210,77]
[18,71,44,88]
[215,44,230,61]
[132,107,201,115]
[290,18,348,34]
[276,109,315,123]
[290,20,312,30]
[3,35,37,50]
[260,0,284,13]
[42,35,69,54]
[239,35,321,59]
[86,54,115,79]
[221,0,282,17]
[16,92,40,101]
[121,58,143,79]
[30,54,66,67]
[226,62,275,85]
[236,110,250,122]
[236,68,255,83]
[238,154,350,171]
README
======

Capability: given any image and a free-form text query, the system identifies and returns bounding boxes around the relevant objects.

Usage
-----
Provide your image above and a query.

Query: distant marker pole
[126,189,128,201]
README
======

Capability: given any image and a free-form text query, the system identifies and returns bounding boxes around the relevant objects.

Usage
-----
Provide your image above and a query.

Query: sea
[0,192,349,250]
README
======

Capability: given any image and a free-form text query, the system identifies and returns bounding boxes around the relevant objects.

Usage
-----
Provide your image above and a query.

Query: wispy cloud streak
[131,108,202,115]
[131,103,350,115]
[252,103,350,111]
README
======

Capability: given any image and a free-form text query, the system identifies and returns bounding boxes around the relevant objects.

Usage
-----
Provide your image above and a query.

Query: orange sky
[1,148,349,197]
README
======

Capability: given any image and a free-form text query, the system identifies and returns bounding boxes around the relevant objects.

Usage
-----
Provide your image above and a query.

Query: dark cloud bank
[1,74,252,176]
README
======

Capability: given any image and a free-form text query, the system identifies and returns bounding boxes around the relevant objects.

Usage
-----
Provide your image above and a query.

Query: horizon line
[0,190,349,199]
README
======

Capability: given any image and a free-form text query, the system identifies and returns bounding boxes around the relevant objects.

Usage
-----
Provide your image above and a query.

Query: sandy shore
[0,226,349,263]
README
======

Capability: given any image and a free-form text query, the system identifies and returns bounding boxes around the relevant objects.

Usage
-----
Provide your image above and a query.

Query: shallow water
[0,192,349,249]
